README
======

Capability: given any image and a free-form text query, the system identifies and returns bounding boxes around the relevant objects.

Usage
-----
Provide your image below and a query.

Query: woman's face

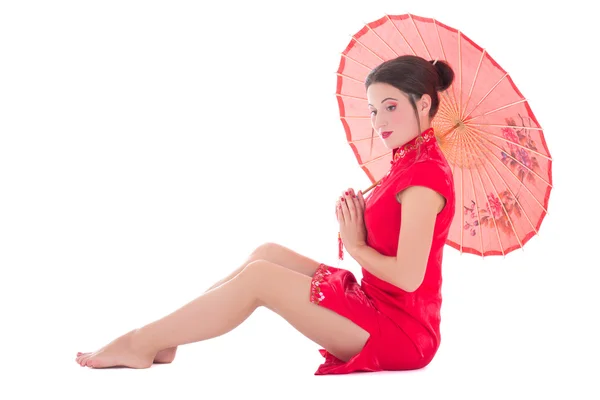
[366,82,430,149]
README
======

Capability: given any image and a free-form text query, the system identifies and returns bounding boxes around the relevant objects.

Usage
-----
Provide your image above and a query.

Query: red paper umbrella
[336,13,552,257]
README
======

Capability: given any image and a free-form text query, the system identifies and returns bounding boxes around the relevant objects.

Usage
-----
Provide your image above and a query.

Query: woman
[75,55,456,375]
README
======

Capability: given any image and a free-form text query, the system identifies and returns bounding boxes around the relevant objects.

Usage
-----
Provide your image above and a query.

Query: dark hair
[365,55,454,153]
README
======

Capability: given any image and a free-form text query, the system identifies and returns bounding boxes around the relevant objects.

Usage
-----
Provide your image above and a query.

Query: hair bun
[430,59,454,92]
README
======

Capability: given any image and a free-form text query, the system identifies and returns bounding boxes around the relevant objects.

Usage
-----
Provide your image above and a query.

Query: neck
[416,120,432,137]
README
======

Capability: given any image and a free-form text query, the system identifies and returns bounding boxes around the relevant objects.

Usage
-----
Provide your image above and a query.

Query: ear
[418,94,432,117]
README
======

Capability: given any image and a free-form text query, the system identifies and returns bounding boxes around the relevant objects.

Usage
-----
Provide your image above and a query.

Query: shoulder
[395,159,453,197]
[394,158,455,216]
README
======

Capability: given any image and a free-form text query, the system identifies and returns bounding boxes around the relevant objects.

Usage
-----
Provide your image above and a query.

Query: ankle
[131,328,161,356]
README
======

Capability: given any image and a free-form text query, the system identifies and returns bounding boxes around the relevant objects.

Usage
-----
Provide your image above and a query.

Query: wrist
[348,242,367,257]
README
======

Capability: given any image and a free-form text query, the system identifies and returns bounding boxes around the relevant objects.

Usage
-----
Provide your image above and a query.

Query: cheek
[392,107,417,128]
[390,109,405,125]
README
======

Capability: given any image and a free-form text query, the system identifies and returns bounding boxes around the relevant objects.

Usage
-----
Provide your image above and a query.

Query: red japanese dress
[309,127,456,375]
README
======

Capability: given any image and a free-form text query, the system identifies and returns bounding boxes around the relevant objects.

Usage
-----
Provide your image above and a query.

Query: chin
[388,138,403,148]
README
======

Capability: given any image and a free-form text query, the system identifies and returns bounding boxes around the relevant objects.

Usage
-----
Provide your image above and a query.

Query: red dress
[310,127,456,375]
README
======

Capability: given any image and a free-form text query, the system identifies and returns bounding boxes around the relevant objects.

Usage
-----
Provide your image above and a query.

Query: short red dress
[310,127,456,375]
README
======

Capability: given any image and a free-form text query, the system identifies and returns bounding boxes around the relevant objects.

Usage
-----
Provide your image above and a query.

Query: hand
[336,187,367,256]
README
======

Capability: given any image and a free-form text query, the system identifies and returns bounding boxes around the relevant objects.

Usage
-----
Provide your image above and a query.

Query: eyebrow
[367,97,398,107]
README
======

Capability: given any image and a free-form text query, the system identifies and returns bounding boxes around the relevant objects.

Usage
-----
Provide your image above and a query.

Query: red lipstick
[381,131,393,139]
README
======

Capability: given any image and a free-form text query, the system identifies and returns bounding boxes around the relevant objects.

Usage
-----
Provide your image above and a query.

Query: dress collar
[391,127,435,166]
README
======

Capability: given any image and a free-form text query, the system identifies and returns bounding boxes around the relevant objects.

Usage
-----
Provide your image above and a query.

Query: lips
[381,131,393,139]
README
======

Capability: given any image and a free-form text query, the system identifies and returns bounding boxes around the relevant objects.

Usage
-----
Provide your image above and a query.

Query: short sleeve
[394,160,452,211]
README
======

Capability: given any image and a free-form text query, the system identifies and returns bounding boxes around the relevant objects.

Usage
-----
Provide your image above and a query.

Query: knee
[251,242,279,260]
[238,260,270,295]
[242,259,269,277]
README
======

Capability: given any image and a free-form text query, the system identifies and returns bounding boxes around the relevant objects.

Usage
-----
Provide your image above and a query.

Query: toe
[86,354,104,368]
[80,354,92,366]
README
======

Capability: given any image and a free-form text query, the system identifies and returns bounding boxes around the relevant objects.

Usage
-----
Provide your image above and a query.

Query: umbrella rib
[365,19,399,57]
[469,160,486,257]
[336,93,368,101]
[440,90,461,122]
[357,150,392,167]
[408,13,432,59]
[465,139,506,256]
[340,53,374,72]
[438,91,457,115]
[336,72,364,84]
[433,18,447,63]
[349,35,386,62]
[436,105,453,124]
[466,127,550,214]
[458,129,485,256]
[349,136,384,144]
[452,162,462,253]
[341,116,370,120]
[469,123,544,131]
[469,134,539,236]
[462,49,486,121]
[384,14,417,55]
[466,99,527,122]
[467,124,552,161]
[458,31,462,113]
[462,73,508,120]
[448,123,465,254]
[468,125,553,184]
[432,19,460,110]
[464,130,525,249]
[437,96,459,125]
[456,126,464,254]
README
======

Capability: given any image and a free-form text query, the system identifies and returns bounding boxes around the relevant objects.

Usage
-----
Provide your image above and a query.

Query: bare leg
[77,242,324,365]
[204,242,321,292]
[76,260,369,369]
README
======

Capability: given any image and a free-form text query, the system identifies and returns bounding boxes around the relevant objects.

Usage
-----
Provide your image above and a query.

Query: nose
[373,113,387,132]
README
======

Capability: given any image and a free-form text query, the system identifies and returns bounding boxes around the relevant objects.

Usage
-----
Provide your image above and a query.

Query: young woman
[75,55,456,375]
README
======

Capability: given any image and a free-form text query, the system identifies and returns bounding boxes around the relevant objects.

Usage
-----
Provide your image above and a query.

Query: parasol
[335,13,552,257]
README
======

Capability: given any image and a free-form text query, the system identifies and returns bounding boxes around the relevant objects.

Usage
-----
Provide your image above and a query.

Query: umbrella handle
[361,179,381,195]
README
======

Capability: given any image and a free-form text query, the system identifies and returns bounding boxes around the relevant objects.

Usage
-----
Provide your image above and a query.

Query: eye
[369,110,376,116]
[386,105,396,112]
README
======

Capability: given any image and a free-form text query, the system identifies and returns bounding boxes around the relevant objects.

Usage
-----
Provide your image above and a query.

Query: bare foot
[77,346,177,364]
[75,329,155,369]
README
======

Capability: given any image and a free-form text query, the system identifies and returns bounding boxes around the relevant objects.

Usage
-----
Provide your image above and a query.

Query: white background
[1,0,598,399]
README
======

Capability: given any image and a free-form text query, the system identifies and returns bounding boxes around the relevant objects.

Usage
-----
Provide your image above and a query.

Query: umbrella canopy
[336,13,552,257]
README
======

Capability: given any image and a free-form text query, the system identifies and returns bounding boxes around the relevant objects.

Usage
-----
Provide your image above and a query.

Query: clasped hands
[336,187,367,256]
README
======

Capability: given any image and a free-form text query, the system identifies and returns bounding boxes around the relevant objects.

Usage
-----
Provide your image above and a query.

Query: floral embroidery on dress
[310,263,332,305]
[391,127,435,165]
